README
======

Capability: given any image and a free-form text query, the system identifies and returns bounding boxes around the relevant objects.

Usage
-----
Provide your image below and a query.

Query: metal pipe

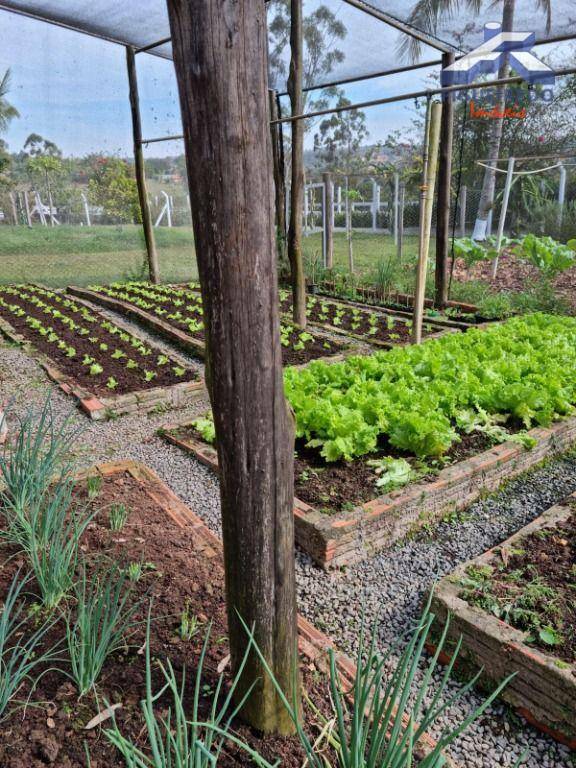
[141,134,185,144]
[341,0,455,53]
[135,36,172,54]
[275,58,443,97]
[272,66,576,125]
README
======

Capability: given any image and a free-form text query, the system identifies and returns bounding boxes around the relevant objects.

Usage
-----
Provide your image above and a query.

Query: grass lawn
[0,225,199,287]
[0,224,432,292]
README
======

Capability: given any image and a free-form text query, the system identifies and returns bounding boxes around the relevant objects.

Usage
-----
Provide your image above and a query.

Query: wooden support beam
[269,89,287,270]
[435,51,455,309]
[287,0,307,327]
[126,46,160,284]
[413,101,443,344]
[323,171,334,269]
[167,0,299,735]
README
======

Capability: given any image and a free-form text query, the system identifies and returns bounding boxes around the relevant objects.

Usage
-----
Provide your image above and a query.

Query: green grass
[302,231,433,280]
[0,225,199,287]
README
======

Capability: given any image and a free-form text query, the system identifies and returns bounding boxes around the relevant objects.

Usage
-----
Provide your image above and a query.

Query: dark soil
[467,506,576,664]
[0,471,334,767]
[172,425,495,514]
[279,293,437,345]
[91,284,347,366]
[0,286,198,396]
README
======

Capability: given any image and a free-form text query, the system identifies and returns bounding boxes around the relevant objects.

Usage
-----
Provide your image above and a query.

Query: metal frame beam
[272,66,576,125]
[341,0,455,53]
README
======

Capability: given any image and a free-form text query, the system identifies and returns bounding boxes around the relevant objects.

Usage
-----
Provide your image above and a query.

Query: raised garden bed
[430,493,576,748]
[68,282,353,367]
[0,459,453,766]
[0,284,204,419]
[278,290,457,347]
[164,313,576,566]
[160,415,576,568]
[315,281,481,321]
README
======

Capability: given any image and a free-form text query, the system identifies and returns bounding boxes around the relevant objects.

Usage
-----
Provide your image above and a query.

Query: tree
[400,0,552,239]
[87,157,141,224]
[24,135,64,226]
[0,70,19,191]
[313,91,369,172]
[166,0,299,735]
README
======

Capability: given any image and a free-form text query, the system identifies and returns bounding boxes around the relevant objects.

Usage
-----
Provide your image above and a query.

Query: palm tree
[0,70,19,134]
[401,0,551,240]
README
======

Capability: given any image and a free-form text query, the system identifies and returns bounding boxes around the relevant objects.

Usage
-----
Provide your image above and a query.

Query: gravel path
[0,331,574,768]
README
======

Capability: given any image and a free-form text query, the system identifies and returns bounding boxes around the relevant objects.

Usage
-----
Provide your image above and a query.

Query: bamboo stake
[412,100,443,344]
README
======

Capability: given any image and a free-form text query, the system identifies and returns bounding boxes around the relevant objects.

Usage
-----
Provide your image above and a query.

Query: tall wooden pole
[413,101,443,344]
[397,181,405,263]
[323,171,334,269]
[435,51,455,309]
[126,47,160,284]
[167,0,299,735]
[287,0,307,327]
[269,89,287,271]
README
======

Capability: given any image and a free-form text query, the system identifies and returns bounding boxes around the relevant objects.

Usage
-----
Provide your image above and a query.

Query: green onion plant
[0,571,60,720]
[241,598,516,768]
[104,610,278,767]
[66,565,142,697]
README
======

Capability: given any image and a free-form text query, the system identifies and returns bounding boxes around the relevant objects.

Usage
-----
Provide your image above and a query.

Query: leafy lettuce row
[284,314,576,462]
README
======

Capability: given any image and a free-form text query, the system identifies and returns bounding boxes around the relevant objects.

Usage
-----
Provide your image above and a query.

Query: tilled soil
[89,285,347,366]
[279,293,438,345]
[0,472,333,768]
[0,286,198,396]
[173,426,495,513]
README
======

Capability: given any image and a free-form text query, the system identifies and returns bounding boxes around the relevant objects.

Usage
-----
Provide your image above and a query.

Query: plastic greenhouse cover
[0,0,574,92]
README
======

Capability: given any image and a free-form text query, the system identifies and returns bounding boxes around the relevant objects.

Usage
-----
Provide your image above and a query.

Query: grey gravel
[0,332,574,768]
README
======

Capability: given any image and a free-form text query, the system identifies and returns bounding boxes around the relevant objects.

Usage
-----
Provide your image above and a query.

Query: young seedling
[86,475,103,501]
[109,503,128,532]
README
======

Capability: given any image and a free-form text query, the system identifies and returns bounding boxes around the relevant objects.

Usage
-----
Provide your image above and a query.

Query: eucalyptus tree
[401,0,552,240]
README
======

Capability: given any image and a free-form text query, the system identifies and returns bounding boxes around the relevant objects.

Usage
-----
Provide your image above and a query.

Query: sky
[0,2,572,159]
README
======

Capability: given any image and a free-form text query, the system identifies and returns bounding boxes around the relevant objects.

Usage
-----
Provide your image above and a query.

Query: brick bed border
[160,415,576,568]
[429,493,576,748]
[0,316,206,420]
[85,459,458,767]
[67,285,361,368]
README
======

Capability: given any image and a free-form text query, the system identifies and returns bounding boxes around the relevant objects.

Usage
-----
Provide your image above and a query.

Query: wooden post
[393,172,399,244]
[459,185,467,237]
[558,163,567,228]
[323,171,334,269]
[435,52,455,309]
[126,46,160,284]
[287,0,307,327]
[397,180,405,263]
[23,190,32,228]
[345,175,354,273]
[269,89,287,267]
[167,0,299,735]
[413,101,443,344]
[491,156,515,278]
[9,192,17,225]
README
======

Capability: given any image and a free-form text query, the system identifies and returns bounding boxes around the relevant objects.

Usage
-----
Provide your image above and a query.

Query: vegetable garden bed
[278,290,457,347]
[164,314,576,567]
[0,285,204,419]
[430,493,576,748]
[68,282,352,367]
[0,458,457,767]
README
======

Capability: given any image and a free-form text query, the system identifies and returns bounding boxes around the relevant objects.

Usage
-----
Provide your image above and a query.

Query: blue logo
[441,23,556,86]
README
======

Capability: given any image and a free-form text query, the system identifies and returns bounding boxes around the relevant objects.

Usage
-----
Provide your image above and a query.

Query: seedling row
[0,284,199,396]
